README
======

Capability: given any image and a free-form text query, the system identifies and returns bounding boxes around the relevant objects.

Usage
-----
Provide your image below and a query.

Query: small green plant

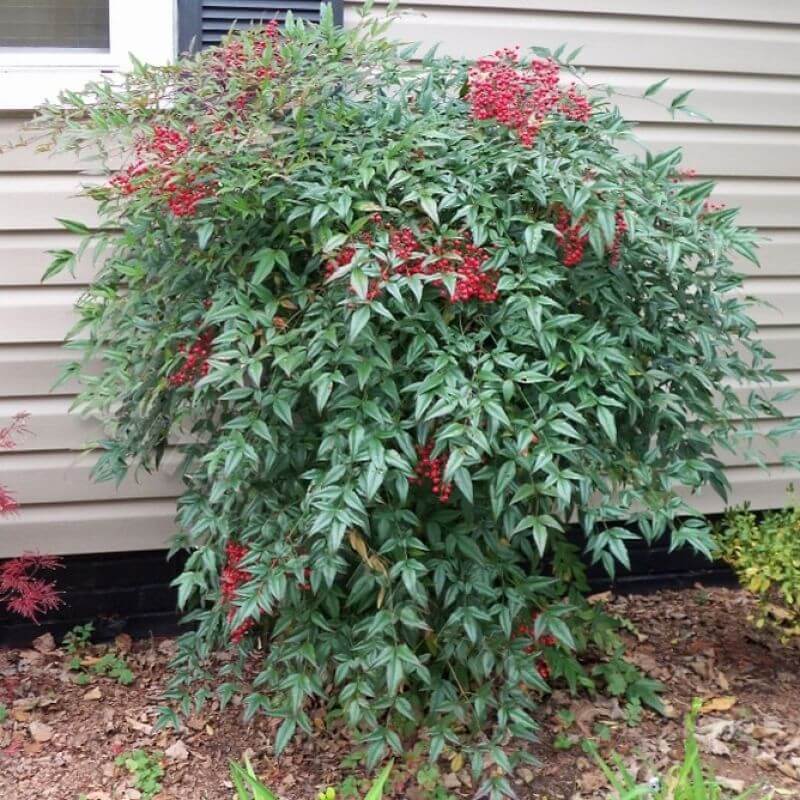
[91,653,135,685]
[0,703,7,723]
[63,622,94,654]
[717,501,800,639]
[586,700,762,799]
[115,749,164,800]
[230,758,393,800]
[69,648,135,686]
[623,698,644,727]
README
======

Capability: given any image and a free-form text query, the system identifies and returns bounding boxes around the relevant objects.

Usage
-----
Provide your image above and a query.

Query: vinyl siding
[2,2,799,555]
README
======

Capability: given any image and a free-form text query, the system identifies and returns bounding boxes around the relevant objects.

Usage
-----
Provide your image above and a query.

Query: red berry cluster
[467,47,591,147]
[220,542,251,603]
[608,209,628,267]
[324,245,356,280]
[325,218,499,305]
[410,442,453,503]
[221,542,256,644]
[229,618,255,644]
[558,84,592,123]
[554,206,588,267]
[167,185,211,218]
[168,328,214,387]
[109,125,213,219]
[515,611,557,681]
[213,21,283,112]
[394,231,499,303]
[702,200,727,215]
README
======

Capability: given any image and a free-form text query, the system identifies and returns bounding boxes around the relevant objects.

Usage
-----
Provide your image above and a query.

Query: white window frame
[0,0,176,110]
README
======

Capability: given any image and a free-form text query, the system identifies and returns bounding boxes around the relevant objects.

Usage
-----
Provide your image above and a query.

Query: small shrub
[716,501,800,639]
[115,749,164,800]
[63,622,95,654]
[33,1,796,791]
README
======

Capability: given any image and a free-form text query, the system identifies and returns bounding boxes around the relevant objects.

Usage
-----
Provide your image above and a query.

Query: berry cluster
[168,329,214,387]
[702,200,727,215]
[325,219,499,305]
[467,47,591,147]
[216,20,281,75]
[554,206,588,267]
[109,125,213,218]
[324,245,356,280]
[229,618,255,644]
[167,185,211,218]
[608,209,628,267]
[220,542,256,644]
[410,442,453,503]
[516,611,557,681]
[220,542,251,603]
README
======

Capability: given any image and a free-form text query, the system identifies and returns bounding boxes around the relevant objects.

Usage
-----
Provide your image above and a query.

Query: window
[0,1,110,50]
[0,0,175,110]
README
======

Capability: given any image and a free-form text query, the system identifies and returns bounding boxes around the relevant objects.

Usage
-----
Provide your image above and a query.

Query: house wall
[1,1,799,557]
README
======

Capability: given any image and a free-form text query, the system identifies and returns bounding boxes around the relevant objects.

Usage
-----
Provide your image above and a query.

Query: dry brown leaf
[31,633,56,654]
[701,696,737,714]
[28,720,53,743]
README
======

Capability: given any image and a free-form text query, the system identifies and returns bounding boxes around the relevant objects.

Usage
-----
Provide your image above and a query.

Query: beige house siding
[1,2,799,556]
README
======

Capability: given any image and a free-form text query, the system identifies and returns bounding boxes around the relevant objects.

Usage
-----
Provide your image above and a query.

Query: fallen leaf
[579,771,607,792]
[165,740,189,761]
[777,763,799,780]
[717,777,745,793]
[125,717,153,735]
[701,696,737,714]
[518,767,535,785]
[28,721,53,743]
[31,633,56,654]
[442,773,461,790]
[83,687,103,701]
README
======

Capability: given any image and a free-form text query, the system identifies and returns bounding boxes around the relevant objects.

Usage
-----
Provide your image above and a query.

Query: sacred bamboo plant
[32,1,794,794]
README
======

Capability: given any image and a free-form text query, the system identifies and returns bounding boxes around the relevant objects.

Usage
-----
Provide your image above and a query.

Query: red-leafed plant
[0,413,63,621]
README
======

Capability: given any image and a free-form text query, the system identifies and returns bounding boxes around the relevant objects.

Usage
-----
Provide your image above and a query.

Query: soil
[1,586,798,800]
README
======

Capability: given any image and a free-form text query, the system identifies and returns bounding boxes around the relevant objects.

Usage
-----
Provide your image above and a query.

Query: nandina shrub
[34,3,795,790]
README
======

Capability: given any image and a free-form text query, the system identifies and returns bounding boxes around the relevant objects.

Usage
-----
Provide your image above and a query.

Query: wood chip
[28,721,53,743]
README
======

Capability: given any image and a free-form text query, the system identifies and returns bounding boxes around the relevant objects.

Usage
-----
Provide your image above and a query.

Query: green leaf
[349,306,371,342]
[364,761,394,800]
[643,77,668,97]
[420,196,439,224]
[273,719,296,756]
[596,406,617,443]
[197,221,214,250]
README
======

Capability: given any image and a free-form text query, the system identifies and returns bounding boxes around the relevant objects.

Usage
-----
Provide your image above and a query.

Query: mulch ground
[1,586,799,800]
